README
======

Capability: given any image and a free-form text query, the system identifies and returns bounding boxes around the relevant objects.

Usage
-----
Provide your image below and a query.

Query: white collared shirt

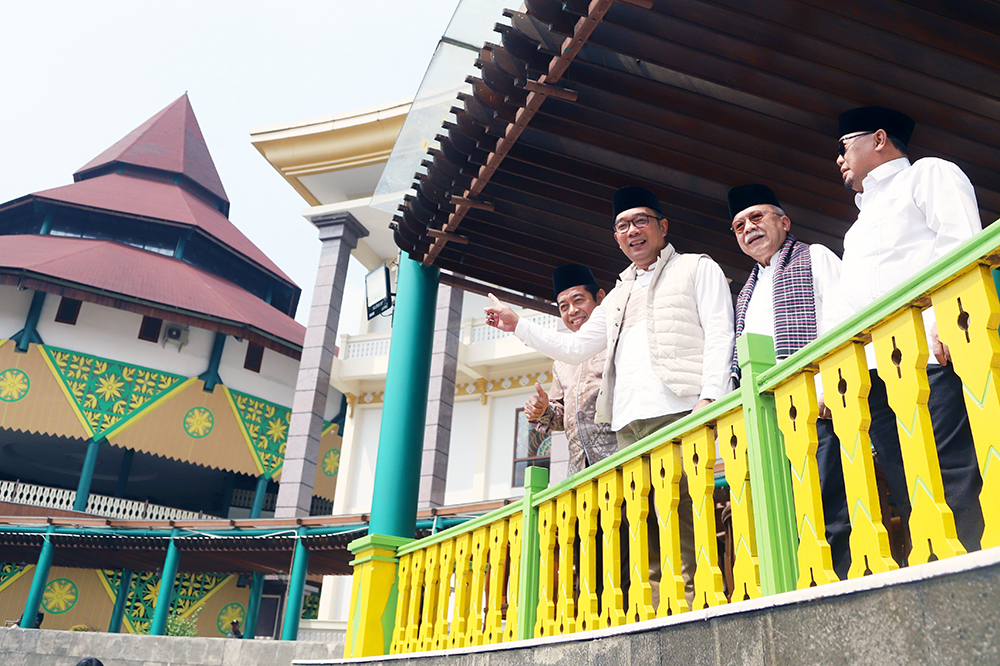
[837,157,981,367]
[515,256,734,431]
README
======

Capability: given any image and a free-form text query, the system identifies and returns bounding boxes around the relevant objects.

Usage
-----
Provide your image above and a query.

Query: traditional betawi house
[0,94,343,637]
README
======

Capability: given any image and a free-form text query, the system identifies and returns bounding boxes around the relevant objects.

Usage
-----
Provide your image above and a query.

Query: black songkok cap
[552,264,598,301]
[838,106,915,146]
[727,184,782,220]
[612,186,662,218]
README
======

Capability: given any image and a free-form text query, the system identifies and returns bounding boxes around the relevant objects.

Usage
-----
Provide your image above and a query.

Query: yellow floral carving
[95,374,124,401]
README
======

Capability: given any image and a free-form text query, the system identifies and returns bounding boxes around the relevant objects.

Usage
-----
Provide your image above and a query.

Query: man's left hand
[930,322,951,365]
[694,398,713,411]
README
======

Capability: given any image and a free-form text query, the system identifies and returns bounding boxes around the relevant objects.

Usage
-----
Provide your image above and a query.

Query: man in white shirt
[728,183,850,579]
[484,186,735,603]
[836,105,984,552]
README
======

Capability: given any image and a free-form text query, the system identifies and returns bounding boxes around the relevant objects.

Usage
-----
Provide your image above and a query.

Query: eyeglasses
[613,214,661,234]
[837,131,876,157]
[731,210,775,235]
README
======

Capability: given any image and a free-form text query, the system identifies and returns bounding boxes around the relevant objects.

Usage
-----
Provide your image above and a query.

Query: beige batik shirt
[530,349,617,476]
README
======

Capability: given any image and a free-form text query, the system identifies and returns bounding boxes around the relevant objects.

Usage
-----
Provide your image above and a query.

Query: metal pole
[243,572,265,639]
[368,256,440,538]
[280,527,310,640]
[150,529,181,635]
[108,569,133,633]
[73,438,103,512]
[21,526,55,628]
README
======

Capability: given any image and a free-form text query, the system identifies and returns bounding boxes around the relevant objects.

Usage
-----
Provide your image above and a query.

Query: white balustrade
[470,313,559,344]
[0,480,203,521]
[344,337,391,360]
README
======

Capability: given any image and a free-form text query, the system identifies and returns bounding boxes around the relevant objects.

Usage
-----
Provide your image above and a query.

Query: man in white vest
[484,186,735,602]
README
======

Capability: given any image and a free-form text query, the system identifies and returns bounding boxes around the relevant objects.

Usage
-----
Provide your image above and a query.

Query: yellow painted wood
[872,307,965,562]
[388,552,411,654]
[716,408,762,599]
[503,513,523,643]
[417,544,440,652]
[554,491,577,634]
[682,426,727,608]
[431,539,454,651]
[820,342,899,576]
[534,500,557,637]
[772,373,838,588]
[597,467,627,627]
[648,442,689,616]
[575,479,600,632]
[622,456,655,623]
[449,533,472,649]
[465,526,489,646]
[932,264,1000,548]
[403,549,424,651]
[484,520,509,644]
[346,540,405,658]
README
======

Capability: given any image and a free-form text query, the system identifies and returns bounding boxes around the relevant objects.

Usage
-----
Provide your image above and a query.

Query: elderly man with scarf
[728,183,850,579]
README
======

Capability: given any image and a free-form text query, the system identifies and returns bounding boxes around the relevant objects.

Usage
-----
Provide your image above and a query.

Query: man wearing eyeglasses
[484,185,734,604]
[835,106,984,553]
[727,183,850,579]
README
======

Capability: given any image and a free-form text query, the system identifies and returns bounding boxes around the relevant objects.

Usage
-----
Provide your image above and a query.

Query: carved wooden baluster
[534,500,557,637]
[597,468,626,627]
[575,480,600,632]
[484,520,509,643]
[648,442,689,616]
[820,341,898,576]
[932,264,1000,548]
[389,551,412,654]
[432,539,455,650]
[554,491,577,634]
[872,307,964,562]
[449,533,472,648]
[682,426,727,608]
[465,526,489,646]
[622,456,654,623]
[502,514,522,642]
[403,549,425,651]
[716,408,762,599]
[773,372,839,587]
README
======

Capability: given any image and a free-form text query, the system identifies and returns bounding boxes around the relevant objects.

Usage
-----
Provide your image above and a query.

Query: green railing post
[516,465,548,640]
[243,572,265,639]
[73,438,103,512]
[108,569,133,633]
[281,526,310,640]
[150,529,181,635]
[21,526,55,628]
[738,333,798,595]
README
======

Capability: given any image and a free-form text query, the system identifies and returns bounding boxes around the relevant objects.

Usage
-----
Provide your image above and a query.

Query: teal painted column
[737,333,798,595]
[249,474,269,519]
[516,466,548,639]
[73,438,103,512]
[108,569,133,633]
[21,526,55,628]
[114,449,135,498]
[280,527,310,640]
[199,332,227,392]
[150,529,181,635]
[368,256,440,537]
[243,572,265,639]
[13,290,46,352]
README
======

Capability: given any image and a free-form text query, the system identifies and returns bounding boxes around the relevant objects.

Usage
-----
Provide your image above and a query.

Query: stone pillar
[419,283,462,508]
[276,212,367,518]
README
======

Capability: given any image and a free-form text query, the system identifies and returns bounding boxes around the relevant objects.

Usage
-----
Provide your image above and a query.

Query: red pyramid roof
[76,94,228,204]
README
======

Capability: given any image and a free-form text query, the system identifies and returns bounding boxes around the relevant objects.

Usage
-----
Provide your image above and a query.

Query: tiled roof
[0,235,304,348]
[75,94,228,204]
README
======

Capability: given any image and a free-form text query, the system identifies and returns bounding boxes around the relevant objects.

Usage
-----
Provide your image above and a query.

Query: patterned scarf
[731,235,816,381]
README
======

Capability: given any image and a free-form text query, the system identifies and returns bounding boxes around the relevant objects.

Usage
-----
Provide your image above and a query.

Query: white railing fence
[0,480,203,521]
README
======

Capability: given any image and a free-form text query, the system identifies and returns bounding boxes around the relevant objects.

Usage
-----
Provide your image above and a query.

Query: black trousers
[867,365,984,554]
[816,418,851,580]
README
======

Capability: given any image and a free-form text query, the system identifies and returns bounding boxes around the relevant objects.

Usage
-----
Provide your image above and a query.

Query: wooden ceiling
[395,0,1000,299]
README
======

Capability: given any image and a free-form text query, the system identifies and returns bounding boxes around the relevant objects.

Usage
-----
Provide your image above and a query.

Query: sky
[0,0,460,332]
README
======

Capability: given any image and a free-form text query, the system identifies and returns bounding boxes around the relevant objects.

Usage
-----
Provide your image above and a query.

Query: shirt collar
[856,157,911,209]
[636,260,657,276]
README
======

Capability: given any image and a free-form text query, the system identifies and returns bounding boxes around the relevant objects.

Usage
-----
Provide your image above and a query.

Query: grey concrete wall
[300,547,1000,666]
[0,628,343,666]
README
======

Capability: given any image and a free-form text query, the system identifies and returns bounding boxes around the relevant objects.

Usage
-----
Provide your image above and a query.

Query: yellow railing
[367,220,1000,656]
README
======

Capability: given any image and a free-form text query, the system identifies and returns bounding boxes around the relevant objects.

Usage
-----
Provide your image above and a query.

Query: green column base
[344,534,412,657]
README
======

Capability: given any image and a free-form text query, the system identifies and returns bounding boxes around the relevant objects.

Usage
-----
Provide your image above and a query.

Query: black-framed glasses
[731,210,775,234]
[838,130,876,157]
[613,214,661,234]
